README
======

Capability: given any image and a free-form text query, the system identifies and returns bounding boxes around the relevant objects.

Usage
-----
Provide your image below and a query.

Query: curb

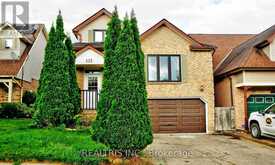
[226,132,275,148]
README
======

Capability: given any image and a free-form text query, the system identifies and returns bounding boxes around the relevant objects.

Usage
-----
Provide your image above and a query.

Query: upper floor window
[4,39,13,49]
[148,55,181,82]
[93,30,106,43]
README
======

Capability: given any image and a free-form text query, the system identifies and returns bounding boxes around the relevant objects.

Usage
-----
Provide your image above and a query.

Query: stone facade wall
[76,68,84,90]
[0,83,8,102]
[230,75,245,130]
[141,26,215,133]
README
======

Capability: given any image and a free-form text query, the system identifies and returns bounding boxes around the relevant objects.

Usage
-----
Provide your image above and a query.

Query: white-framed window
[93,30,106,43]
[88,76,98,91]
[265,97,274,103]
[5,39,13,48]
[255,97,264,103]
[247,97,254,103]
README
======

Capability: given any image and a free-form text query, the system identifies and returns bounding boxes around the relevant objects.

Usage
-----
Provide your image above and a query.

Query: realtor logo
[266,118,272,125]
[1,1,29,29]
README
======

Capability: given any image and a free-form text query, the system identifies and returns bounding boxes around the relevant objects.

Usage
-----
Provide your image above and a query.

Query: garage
[148,99,206,133]
[247,94,275,117]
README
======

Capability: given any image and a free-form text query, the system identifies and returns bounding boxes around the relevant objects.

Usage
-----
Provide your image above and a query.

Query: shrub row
[0,103,35,118]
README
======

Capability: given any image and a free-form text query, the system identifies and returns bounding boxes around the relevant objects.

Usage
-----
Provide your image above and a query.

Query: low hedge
[22,91,36,106]
[0,103,34,119]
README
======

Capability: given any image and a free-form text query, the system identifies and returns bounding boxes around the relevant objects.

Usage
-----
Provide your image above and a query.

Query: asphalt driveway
[144,134,275,165]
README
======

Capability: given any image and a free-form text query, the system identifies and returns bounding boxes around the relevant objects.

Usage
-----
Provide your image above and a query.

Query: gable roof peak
[141,18,214,51]
[72,8,112,34]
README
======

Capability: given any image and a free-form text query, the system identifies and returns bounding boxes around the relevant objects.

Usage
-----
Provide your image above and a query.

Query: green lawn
[0,119,108,164]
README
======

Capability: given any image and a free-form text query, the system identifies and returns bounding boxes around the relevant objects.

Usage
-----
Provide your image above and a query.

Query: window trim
[4,38,13,49]
[247,97,254,103]
[93,29,106,43]
[265,97,274,103]
[147,54,181,82]
[255,97,264,104]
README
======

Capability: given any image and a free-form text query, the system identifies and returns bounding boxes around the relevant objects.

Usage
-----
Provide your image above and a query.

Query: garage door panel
[159,117,177,122]
[182,105,202,109]
[182,117,202,122]
[148,99,206,133]
[159,126,178,131]
[158,114,177,117]
[158,108,177,113]
[182,122,203,126]
[159,120,177,124]
[182,109,201,114]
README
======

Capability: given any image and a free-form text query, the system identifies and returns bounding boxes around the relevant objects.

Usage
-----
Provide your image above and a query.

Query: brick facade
[76,68,84,90]
[141,26,215,133]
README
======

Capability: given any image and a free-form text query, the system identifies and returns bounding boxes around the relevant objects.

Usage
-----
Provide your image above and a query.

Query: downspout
[229,77,234,107]
[20,66,24,103]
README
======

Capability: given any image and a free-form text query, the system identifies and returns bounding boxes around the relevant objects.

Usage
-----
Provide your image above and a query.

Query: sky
[2,0,275,41]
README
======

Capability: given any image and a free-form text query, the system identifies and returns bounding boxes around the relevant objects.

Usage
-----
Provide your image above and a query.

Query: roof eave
[215,67,275,79]
[72,8,112,34]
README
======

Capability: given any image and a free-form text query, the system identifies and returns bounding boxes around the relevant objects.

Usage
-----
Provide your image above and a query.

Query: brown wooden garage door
[148,99,206,133]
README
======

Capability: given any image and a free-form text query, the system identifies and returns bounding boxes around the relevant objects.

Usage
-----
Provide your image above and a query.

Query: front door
[83,71,102,109]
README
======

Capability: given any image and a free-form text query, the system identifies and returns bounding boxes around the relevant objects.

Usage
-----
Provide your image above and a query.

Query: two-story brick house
[72,8,215,133]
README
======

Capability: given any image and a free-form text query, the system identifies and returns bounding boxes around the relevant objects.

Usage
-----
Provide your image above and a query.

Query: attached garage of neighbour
[148,99,206,133]
[247,94,275,117]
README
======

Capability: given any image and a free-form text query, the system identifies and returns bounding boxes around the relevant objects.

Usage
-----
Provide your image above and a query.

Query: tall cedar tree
[130,9,153,146]
[102,16,152,154]
[33,12,73,127]
[92,7,121,142]
[65,37,81,118]
[33,25,56,125]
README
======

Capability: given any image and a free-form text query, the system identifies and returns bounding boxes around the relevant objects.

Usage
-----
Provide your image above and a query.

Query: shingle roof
[0,24,45,76]
[214,25,275,76]
[190,34,254,69]
[73,42,104,52]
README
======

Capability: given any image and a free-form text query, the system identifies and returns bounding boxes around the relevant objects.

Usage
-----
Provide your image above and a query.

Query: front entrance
[81,71,102,110]
[148,99,206,133]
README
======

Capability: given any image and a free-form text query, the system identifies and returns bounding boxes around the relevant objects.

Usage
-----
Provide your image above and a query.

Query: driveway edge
[221,131,275,148]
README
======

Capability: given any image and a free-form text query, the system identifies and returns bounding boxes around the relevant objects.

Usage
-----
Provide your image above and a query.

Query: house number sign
[85,58,93,63]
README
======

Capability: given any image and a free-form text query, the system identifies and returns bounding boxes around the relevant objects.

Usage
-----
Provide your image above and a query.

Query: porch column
[8,80,13,102]
[243,86,248,130]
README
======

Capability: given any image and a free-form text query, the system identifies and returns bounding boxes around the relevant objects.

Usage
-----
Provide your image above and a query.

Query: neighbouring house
[0,23,47,103]
[72,8,216,133]
[192,25,275,130]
